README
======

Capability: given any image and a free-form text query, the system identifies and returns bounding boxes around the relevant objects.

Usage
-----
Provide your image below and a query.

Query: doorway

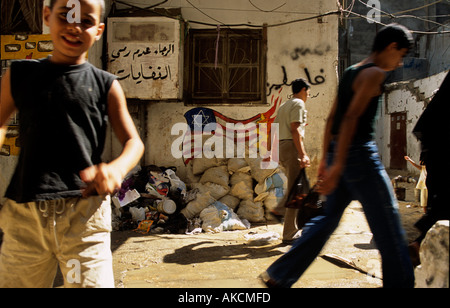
[390,112,407,170]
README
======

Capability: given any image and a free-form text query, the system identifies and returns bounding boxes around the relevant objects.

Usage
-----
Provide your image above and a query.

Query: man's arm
[317,67,385,195]
[80,80,144,197]
[291,122,310,168]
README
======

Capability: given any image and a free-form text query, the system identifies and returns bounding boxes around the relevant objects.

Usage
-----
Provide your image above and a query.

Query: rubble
[414,220,449,288]
[111,157,287,235]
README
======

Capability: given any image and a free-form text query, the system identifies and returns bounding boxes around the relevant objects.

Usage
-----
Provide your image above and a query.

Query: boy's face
[382,43,409,72]
[44,0,105,64]
[300,88,310,102]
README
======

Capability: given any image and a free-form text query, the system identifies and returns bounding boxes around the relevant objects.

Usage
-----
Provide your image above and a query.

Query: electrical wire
[391,0,445,15]
[356,0,450,29]
[248,0,286,13]
[345,9,450,34]
[110,0,450,35]
[348,0,450,34]
[186,0,225,26]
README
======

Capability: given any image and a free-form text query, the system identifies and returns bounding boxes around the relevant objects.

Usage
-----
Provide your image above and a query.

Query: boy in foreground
[260,24,415,288]
[0,0,144,287]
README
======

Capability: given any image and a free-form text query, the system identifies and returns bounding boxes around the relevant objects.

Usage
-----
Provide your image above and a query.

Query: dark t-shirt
[6,57,116,203]
[331,63,384,142]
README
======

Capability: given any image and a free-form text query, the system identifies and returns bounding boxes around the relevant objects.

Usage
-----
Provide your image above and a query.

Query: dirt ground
[0,170,428,289]
[31,170,423,288]
[109,175,424,288]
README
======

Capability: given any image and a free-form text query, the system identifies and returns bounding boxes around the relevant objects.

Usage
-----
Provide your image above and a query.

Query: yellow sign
[0,126,20,157]
[1,34,53,60]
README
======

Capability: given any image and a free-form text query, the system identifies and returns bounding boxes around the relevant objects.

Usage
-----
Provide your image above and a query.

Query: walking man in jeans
[260,24,415,288]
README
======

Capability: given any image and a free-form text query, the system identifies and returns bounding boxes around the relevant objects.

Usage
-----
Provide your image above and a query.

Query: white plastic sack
[244,231,280,243]
[200,201,250,233]
[164,169,186,196]
[181,191,216,219]
[129,207,146,222]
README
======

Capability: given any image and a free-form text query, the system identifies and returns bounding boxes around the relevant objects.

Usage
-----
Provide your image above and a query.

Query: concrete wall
[102,0,339,182]
[417,23,450,76]
[375,69,449,174]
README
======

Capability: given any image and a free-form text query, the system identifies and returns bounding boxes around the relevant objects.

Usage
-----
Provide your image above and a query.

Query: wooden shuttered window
[188,28,266,105]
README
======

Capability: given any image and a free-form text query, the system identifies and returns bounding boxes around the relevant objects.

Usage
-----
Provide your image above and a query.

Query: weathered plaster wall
[375,70,449,174]
[104,0,339,182]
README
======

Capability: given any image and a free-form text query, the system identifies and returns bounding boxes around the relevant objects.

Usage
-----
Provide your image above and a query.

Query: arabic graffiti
[106,17,181,100]
[108,43,176,83]
[289,45,331,61]
[116,64,172,84]
[107,42,180,101]
[110,44,175,62]
[108,43,176,84]
[305,68,325,85]
[267,65,326,96]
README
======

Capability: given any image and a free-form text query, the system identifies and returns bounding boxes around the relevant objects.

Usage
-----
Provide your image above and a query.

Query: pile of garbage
[111,157,287,235]
[111,165,189,234]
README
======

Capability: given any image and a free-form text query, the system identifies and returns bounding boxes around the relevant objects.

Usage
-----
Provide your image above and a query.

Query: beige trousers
[273,140,302,241]
[0,195,114,288]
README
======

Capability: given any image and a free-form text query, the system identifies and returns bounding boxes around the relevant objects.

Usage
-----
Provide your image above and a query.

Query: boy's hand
[80,163,123,198]
[316,164,342,195]
[317,158,327,180]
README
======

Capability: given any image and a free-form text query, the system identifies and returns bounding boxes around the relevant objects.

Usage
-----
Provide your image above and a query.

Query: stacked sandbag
[182,156,287,229]
[254,171,288,218]
[244,156,287,220]
[180,191,216,219]
[200,201,250,233]
[181,158,229,220]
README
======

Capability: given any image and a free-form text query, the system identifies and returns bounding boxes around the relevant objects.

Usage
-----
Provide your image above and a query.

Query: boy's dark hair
[372,23,413,53]
[292,78,311,94]
[49,0,106,21]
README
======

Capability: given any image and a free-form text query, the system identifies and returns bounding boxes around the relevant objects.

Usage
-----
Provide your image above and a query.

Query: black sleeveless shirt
[6,58,116,203]
[331,63,384,142]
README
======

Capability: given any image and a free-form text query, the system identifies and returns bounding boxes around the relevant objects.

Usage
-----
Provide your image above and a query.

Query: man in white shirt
[271,78,311,243]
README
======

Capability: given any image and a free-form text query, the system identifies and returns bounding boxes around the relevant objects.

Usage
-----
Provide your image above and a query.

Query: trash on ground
[111,157,287,236]
[320,253,382,280]
[244,231,281,243]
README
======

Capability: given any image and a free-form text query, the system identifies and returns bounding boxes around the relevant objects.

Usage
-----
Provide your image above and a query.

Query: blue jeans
[266,141,414,288]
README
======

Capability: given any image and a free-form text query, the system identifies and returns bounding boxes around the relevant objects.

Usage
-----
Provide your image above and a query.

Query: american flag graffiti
[180,89,284,165]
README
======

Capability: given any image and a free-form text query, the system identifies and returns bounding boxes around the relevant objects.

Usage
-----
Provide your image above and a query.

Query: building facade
[96,0,341,181]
